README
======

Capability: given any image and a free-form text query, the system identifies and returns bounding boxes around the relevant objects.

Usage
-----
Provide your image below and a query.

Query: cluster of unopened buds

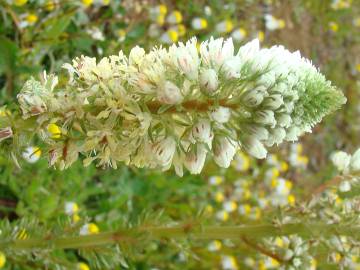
[8,36,344,175]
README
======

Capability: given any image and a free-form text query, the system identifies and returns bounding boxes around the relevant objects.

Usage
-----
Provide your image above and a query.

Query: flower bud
[222,57,241,79]
[267,127,286,146]
[244,125,269,141]
[157,81,183,104]
[242,87,266,107]
[263,94,283,109]
[151,137,176,167]
[191,119,213,147]
[200,68,219,94]
[277,113,292,128]
[213,136,238,168]
[184,144,207,174]
[254,110,276,126]
[243,137,267,159]
[210,106,231,123]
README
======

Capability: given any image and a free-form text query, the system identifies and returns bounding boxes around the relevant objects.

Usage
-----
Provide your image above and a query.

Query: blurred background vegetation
[0,0,359,269]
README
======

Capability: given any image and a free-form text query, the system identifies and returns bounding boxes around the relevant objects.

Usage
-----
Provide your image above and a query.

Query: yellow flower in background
[356,63,360,73]
[329,21,339,32]
[47,123,61,139]
[156,14,165,26]
[77,262,90,270]
[277,19,286,29]
[205,204,214,214]
[215,20,234,33]
[231,27,247,42]
[287,194,296,206]
[117,29,126,42]
[73,214,81,223]
[354,17,360,27]
[166,10,183,24]
[45,0,55,11]
[191,18,208,30]
[22,146,41,163]
[214,191,224,203]
[223,200,237,212]
[209,176,223,185]
[102,0,110,5]
[65,202,79,215]
[26,13,38,24]
[170,24,186,37]
[221,255,238,270]
[13,0,27,6]
[0,252,5,269]
[275,237,284,247]
[82,0,93,7]
[159,30,178,44]
[257,30,265,42]
[158,4,167,15]
[216,210,229,221]
[280,161,289,172]
[238,204,251,215]
[207,240,222,251]
[80,223,99,235]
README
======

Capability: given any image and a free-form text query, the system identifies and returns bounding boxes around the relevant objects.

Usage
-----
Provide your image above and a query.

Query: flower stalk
[2,223,359,250]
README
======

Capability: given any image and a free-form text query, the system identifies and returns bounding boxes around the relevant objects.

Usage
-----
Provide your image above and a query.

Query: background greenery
[0,0,359,269]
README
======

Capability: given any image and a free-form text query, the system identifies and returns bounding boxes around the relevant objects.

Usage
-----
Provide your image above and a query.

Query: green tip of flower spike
[293,71,346,130]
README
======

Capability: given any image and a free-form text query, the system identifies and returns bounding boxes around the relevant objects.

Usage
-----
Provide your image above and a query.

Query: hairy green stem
[2,223,359,250]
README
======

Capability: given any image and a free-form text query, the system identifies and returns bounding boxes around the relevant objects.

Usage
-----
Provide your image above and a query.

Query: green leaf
[0,36,18,74]
[39,11,75,41]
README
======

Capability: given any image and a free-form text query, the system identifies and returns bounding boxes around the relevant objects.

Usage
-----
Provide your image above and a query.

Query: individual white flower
[151,137,176,167]
[157,81,183,104]
[200,37,234,71]
[22,146,41,163]
[184,144,207,174]
[191,17,208,30]
[210,106,231,123]
[331,151,351,172]
[213,136,238,168]
[200,68,219,94]
[243,137,267,159]
[64,202,79,215]
[231,28,247,42]
[129,46,146,66]
[168,38,199,80]
[350,148,360,172]
[191,119,213,147]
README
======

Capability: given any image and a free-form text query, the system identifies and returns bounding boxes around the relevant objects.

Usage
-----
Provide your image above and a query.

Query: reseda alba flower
[14,36,345,175]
